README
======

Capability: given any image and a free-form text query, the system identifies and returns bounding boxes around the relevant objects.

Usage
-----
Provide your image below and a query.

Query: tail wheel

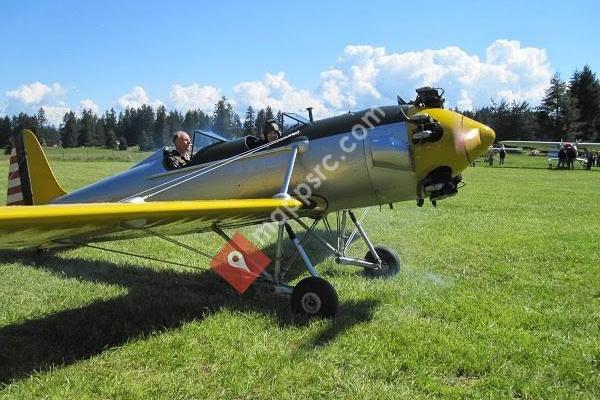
[364,246,401,278]
[291,277,338,318]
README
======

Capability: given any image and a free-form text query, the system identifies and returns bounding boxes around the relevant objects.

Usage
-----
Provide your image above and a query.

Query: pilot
[262,119,281,143]
[164,130,192,170]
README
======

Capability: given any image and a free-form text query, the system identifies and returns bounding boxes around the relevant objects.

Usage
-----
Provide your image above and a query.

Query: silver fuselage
[53,122,415,213]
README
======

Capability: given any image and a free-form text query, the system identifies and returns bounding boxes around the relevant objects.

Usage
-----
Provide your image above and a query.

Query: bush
[117,136,128,151]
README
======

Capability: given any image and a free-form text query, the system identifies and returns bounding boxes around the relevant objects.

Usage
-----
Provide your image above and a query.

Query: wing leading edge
[0,198,302,249]
[501,140,600,151]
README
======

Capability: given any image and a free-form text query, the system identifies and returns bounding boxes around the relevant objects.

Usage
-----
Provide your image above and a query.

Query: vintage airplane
[501,140,600,168]
[1,87,494,318]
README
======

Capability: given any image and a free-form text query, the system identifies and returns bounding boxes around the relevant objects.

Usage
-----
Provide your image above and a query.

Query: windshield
[192,130,228,153]
[281,112,310,134]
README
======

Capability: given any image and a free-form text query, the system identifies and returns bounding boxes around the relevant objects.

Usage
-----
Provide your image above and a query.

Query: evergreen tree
[166,110,184,135]
[265,106,274,121]
[231,114,243,137]
[487,100,535,141]
[183,110,196,131]
[105,129,118,149]
[79,109,97,146]
[0,116,11,149]
[536,73,579,140]
[117,108,133,144]
[254,109,267,137]
[198,111,211,129]
[243,106,255,136]
[569,65,600,140]
[138,105,155,146]
[34,108,48,145]
[138,130,155,151]
[211,97,234,136]
[12,113,38,138]
[61,111,80,148]
[154,105,168,148]
[510,101,536,140]
[95,118,106,147]
[104,108,118,132]
[36,107,47,133]
[102,108,118,146]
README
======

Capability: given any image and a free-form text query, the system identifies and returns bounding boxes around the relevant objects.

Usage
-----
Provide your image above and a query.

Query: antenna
[306,107,314,123]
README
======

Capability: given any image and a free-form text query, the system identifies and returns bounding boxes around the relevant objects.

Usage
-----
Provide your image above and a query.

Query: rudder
[6,130,66,205]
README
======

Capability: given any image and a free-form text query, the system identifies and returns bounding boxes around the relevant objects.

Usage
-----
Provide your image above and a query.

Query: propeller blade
[453,116,482,155]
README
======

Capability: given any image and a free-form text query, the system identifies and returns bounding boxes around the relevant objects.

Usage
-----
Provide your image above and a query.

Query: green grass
[0,151,599,399]
[1,146,154,163]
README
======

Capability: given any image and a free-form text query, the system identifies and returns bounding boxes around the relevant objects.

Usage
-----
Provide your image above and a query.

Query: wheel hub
[301,292,322,314]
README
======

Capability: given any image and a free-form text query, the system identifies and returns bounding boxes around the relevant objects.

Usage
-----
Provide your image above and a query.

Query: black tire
[291,277,338,318]
[363,246,401,278]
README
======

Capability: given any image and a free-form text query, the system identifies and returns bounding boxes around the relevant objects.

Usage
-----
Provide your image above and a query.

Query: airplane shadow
[0,231,378,385]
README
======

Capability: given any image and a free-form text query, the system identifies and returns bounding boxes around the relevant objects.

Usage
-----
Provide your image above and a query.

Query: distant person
[557,147,567,169]
[585,151,595,170]
[485,147,495,166]
[164,130,191,170]
[261,119,282,143]
[566,145,577,170]
[498,145,506,165]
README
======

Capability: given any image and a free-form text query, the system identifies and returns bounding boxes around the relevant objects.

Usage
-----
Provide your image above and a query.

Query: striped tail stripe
[6,148,24,206]
[8,160,19,175]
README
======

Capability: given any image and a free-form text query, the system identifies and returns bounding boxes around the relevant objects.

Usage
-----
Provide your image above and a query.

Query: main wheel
[363,246,401,278]
[291,277,338,318]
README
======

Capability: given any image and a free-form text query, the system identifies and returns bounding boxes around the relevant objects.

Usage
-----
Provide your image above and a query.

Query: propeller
[453,115,482,158]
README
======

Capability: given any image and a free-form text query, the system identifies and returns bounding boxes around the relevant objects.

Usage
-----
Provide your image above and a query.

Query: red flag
[211,232,271,294]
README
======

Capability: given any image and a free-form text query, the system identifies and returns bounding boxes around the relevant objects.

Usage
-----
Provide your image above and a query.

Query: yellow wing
[0,198,302,249]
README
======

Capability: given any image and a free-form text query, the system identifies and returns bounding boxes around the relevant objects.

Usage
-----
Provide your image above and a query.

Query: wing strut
[75,242,204,270]
[71,226,226,272]
[273,138,309,199]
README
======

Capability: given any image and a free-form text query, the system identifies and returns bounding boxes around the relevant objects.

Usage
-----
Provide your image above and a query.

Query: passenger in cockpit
[164,130,192,170]
[261,119,281,143]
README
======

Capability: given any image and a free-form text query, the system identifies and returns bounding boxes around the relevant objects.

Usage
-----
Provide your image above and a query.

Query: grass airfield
[0,150,598,399]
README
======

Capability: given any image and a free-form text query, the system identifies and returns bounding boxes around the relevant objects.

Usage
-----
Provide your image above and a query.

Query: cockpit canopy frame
[192,129,229,154]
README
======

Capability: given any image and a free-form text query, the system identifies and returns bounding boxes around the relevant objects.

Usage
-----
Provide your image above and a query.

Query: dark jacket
[163,148,190,170]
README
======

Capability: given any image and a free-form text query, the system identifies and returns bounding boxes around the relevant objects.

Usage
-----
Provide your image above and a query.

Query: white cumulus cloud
[116,86,162,109]
[317,39,552,111]
[169,83,221,112]
[42,104,71,127]
[234,72,329,118]
[6,82,65,105]
[79,98,99,114]
[456,89,474,111]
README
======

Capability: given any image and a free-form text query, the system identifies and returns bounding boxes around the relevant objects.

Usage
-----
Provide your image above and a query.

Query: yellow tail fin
[6,130,66,205]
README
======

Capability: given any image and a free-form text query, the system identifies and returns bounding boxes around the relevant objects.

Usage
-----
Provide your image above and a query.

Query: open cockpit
[161,112,312,169]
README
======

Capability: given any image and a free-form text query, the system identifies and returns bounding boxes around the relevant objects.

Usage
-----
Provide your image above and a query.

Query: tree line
[0,96,280,152]
[1,65,599,152]
[461,65,600,142]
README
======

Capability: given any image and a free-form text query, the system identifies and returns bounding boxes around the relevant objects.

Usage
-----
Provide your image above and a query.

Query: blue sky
[1,0,598,124]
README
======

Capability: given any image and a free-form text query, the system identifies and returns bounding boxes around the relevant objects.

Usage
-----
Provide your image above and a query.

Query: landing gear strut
[294,209,402,277]
[280,222,339,318]
[265,209,400,318]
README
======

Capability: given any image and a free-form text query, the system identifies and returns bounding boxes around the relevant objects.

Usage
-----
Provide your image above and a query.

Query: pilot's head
[262,120,281,143]
[173,130,191,156]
